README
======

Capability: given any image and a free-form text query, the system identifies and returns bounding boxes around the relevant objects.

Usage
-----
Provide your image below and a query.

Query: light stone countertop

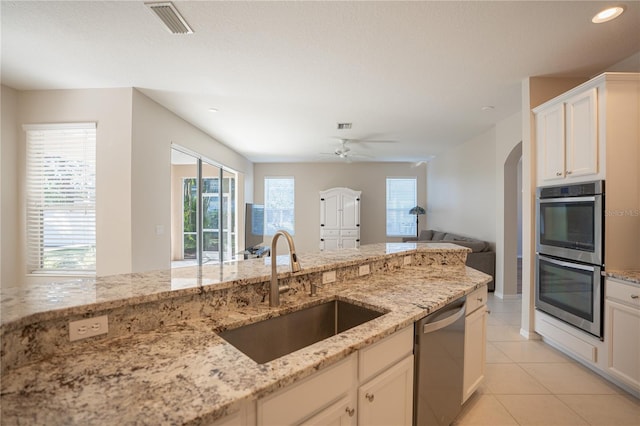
[0,243,490,425]
[606,270,640,286]
[0,243,426,328]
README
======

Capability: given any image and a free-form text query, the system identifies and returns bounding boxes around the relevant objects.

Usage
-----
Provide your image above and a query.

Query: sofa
[403,230,495,291]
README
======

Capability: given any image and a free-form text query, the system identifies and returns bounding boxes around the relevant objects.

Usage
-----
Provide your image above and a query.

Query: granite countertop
[0,243,490,425]
[605,270,640,286]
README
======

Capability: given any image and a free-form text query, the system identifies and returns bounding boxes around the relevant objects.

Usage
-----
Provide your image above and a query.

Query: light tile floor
[453,294,640,426]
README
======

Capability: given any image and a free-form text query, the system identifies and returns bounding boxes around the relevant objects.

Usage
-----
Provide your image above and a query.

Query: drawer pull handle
[556,172,562,176]
[566,170,573,175]
[631,294,639,299]
[477,297,483,302]
[366,393,375,402]
[345,407,355,417]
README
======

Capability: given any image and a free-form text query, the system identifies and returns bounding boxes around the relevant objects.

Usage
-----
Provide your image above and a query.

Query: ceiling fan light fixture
[592,6,625,23]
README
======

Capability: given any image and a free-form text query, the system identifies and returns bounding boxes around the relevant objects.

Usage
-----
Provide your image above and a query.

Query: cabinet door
[463,306,487,403]
[341,193,359,229]
[606,298,640,391]
[300,394,357,426]
[565,88,598,179]
[321,193,341,230]
[537,102,566,183]
[358,355,414,426]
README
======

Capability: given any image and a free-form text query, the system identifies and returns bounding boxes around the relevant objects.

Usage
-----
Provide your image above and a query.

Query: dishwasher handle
[422,302,466,334]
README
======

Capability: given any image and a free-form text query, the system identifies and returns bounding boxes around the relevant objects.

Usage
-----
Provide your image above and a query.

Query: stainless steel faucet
[270,230,301,307]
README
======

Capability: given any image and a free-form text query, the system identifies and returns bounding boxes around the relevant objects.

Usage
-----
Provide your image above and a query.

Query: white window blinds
[264,177,295,235]
[24,123,97,274]
[386,177,417,237]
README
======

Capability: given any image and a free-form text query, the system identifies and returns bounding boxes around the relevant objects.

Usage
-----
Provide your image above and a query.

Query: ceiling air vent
[337,123,352,130]
[145,2,194,35]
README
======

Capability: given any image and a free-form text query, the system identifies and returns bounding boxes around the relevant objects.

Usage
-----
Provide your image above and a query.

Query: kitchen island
[0,243,490,425]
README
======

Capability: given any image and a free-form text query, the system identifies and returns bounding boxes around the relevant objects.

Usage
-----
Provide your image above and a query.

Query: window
[386,177,417,237]
[24,123,97,274]
[264,177,295,235]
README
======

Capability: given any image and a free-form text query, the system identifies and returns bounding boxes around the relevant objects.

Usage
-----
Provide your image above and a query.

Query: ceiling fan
[322,138,395,162]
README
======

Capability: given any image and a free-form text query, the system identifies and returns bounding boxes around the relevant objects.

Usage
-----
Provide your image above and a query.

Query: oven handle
[538,196,598,203]
[539,255,597,272]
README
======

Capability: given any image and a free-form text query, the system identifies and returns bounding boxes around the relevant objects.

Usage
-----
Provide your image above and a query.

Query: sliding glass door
[171,147,237,267]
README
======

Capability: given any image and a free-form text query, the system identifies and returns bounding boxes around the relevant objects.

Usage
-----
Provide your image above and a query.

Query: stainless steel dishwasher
[413,296,466,426]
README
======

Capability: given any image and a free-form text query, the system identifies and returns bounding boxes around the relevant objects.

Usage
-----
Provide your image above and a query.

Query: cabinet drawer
[258,354,356,425]
[359,326,413,383]
[321,229,340,237]
[466,285,488,315]
[341,230,359,237]
[606,279,640,308]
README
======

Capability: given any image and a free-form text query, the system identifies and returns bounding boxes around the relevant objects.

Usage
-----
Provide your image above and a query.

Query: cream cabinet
[357,355,413,426]
[257,354,357,426]
[535,87,599,185]
[300,395,357,426]
[463,285,488,403]
[256,326,414,426]
[320,187,361,250]
[605,278,640,393]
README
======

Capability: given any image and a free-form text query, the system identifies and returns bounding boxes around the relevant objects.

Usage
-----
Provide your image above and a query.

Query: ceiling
[2,1,639,163]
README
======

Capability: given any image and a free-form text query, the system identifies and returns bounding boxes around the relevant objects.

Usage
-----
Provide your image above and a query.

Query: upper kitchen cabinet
[534,73,639,187]
[320,187,361,251]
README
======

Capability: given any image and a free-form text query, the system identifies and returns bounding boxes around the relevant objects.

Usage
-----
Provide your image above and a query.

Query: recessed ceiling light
[592,6,625,23]
[208,108,218,113]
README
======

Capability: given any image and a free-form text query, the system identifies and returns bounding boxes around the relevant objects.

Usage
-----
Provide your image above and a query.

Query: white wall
[253,162,427,254]
[1,86,20,286]
[426,127,497,245]
[130,90,253,272]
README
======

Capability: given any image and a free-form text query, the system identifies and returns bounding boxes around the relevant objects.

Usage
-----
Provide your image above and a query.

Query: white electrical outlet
[69,315,109,342]
[322,270,336,284]
[358,264,370,276]
[404,255,412,265]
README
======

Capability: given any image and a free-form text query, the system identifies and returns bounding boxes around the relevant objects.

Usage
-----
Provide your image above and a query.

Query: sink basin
[219,299,385,364]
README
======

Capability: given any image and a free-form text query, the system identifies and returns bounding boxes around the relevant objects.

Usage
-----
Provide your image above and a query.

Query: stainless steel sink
[218,299,385,364]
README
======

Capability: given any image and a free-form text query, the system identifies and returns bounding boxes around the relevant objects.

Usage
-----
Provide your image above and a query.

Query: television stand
[244,246,270,260]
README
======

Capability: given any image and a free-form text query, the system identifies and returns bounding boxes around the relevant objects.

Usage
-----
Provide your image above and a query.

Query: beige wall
[14,88,134,278]
[494,112,523,298]
[426,127,497,245]
[1,86,20,286]
[130,90,253,272]
[0,87,253,285]
[253,162,427,254]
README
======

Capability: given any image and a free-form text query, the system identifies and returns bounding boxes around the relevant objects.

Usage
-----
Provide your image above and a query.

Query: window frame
[264,176,295,236]
[385,177,418,237]
[23,122,97,275]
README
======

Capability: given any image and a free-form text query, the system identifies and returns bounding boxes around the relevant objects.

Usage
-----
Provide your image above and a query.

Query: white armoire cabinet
[320,187,361,251]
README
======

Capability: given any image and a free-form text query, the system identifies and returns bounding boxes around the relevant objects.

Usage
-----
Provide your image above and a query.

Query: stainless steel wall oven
[535,181,605,339]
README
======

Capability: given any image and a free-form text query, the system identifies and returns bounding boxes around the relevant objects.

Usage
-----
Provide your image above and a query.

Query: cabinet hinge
[356,224,360,227]
[320,198,325,201]
[356,198,360,201]
[356,239,360,242]
[321,238,324,242]
[321,224,324,227]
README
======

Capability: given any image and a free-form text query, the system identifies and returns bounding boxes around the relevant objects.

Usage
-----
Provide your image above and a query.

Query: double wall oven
[535,181,604,339]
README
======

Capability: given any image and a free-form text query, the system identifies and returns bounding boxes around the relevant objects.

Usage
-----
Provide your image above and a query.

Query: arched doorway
[500,142,523,297]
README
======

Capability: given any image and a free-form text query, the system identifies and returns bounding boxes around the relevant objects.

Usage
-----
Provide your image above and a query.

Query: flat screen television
[245,203,265,251]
